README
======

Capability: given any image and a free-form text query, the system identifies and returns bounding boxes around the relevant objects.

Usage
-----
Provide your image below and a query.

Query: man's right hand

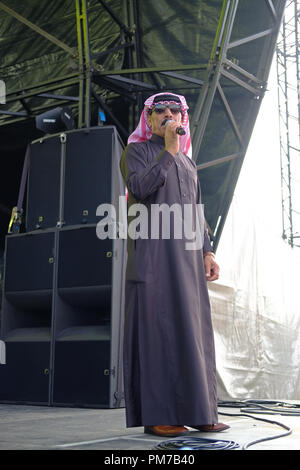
[164,120,180,156]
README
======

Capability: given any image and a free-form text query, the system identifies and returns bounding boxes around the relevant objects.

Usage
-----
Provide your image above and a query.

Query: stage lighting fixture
[35,107,75,134]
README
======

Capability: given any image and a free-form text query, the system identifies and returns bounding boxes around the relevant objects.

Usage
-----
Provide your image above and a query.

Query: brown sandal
[190,422,230,432]
[144,425,190,437]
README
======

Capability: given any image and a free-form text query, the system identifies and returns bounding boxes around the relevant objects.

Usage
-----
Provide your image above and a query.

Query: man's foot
[190,422,230,432]
[144,425,190,437]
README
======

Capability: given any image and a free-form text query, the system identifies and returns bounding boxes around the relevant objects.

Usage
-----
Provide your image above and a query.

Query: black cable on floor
[152,399,298,451]
[218,399,300,416]
[218,410,292,450]
[153,436,240,451]
[218,399,297,450]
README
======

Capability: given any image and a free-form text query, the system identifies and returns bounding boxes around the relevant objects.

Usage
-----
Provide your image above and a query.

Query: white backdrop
[208,60,300,400]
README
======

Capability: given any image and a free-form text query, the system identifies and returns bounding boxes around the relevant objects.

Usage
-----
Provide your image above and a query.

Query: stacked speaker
[0,127,126,408]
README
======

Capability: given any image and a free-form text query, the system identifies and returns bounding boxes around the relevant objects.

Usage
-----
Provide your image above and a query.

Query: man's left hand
[204,253,220,281]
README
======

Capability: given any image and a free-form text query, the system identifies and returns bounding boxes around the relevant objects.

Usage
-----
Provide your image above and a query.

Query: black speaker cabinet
[26,126,123,231]
[0,126,126,408]
[26,136,61,231]
[0,230,55,404]
[52,225,125,408]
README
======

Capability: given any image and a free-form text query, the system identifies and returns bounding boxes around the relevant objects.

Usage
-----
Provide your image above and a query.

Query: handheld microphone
[161,119,186,135]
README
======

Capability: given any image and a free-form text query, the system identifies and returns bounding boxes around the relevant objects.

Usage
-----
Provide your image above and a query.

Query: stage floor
[0,402,299,451]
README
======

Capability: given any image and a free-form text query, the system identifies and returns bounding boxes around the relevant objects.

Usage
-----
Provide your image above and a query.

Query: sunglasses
[152,103,182,114]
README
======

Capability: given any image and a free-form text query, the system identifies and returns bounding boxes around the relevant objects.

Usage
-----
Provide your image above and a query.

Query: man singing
[120,92,229,437]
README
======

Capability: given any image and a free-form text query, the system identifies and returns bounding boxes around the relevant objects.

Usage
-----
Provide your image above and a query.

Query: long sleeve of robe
[120,134,218,427]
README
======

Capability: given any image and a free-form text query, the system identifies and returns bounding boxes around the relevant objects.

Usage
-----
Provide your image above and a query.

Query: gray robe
[120,134,218,427]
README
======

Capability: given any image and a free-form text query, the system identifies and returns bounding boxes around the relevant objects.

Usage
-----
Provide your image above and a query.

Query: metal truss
[0,0,286,246]
[0,0,207,136]
[0,1,284,132]
[276,0,300,247]
[191,0,285,245]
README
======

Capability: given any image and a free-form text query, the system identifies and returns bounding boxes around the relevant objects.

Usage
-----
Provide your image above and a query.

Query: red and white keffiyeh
[128,92,192,158]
